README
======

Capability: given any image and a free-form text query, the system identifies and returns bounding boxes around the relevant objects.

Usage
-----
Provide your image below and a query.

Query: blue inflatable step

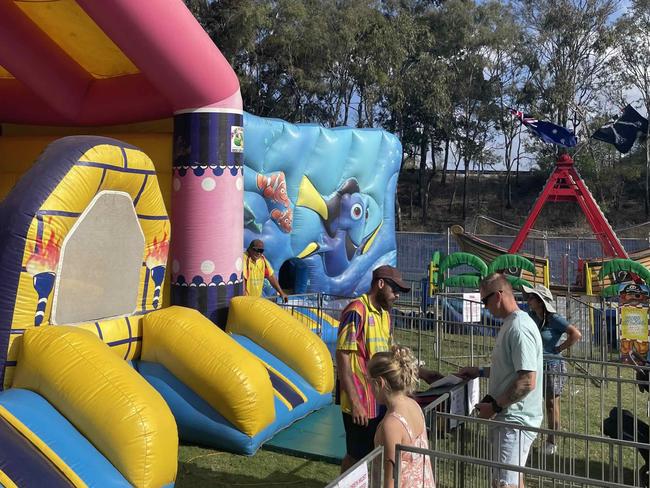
[0,415,74,488]
[0,389,131,488]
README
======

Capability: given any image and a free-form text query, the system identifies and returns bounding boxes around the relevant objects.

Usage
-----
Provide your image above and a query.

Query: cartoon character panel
[243,113,401,296]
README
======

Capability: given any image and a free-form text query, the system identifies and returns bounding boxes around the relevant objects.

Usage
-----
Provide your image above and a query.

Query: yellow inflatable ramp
[6,326,177,488]
[136,303,333,454]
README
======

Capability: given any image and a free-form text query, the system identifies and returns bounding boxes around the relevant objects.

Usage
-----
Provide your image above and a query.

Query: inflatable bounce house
[0,0,400,485]
[243,114,401,297]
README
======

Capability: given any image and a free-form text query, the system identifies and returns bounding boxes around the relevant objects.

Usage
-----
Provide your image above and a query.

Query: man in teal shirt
[459,273,543,488]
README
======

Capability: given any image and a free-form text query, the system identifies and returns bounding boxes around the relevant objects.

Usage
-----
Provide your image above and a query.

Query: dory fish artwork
[295,177,382,277]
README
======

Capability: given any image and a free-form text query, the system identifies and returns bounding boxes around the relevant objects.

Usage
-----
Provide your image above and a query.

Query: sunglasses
[481,290,501,306]
[383,279,401,293]
[252,248,265,254]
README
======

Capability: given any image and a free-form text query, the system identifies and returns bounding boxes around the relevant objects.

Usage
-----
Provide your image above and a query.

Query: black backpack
[603,407,649,486]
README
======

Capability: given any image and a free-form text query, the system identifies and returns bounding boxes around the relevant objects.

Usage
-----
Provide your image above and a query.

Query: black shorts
[342,411,385,461]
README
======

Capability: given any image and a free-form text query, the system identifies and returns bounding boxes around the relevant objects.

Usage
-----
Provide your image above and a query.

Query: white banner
[463,292,481,323]
[336,461,369,488]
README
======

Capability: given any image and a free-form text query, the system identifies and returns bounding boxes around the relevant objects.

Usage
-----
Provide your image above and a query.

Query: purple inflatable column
[171,109,244,326]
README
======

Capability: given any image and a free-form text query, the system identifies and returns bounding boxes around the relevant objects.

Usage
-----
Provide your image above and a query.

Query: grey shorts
[544,360,567,397]
[490,425,536,486]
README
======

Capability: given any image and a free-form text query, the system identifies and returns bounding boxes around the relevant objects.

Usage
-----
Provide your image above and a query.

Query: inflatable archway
[0,136,177,487]
[0,136,170,388]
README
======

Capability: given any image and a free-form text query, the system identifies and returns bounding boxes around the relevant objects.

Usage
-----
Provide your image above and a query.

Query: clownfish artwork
[271,207,293,233]
[257,172,290,209]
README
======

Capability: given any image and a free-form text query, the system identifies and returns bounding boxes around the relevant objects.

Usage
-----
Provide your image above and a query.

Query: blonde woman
[370,345,435,488]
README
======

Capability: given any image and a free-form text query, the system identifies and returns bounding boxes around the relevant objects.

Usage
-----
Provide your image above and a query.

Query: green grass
[176,445,339,487]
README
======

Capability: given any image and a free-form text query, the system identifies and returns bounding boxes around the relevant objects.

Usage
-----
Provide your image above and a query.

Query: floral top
[383,411,435,488]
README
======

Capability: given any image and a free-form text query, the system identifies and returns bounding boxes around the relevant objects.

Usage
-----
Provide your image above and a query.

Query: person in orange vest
[242,239,288,302]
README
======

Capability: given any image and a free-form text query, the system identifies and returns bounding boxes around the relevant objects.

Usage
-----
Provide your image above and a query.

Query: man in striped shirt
[336,265,440,471]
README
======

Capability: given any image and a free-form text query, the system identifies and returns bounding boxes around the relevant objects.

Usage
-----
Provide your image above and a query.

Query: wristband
[491,397,503,413]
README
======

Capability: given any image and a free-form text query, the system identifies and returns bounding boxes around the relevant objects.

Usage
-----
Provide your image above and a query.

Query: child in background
[369,345,435,488]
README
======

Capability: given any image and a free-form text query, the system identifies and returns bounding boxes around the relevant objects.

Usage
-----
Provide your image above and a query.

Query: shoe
[543,442,557,455]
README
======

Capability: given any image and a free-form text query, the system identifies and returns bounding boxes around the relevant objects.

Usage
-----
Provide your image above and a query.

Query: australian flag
[591,104,648,154]
[510,108,577,147]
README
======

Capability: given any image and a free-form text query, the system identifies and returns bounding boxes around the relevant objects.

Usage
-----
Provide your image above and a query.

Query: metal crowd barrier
[419,358,650,456]
[324,446,384,488]
[425,411,650,488]
[278,292,650,445]
[395,444,636,488]
[391,292,627,371]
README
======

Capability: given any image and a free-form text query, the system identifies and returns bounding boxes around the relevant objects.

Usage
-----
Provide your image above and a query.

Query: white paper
[467,378,480,413]
[429,374,463,389]
[336,461,368,488]
[449,386,466,429]
[463,292,481,323]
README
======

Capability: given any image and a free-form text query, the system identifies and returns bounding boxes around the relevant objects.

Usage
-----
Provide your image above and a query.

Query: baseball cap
[521,283,556,313]
[372,265,411,292]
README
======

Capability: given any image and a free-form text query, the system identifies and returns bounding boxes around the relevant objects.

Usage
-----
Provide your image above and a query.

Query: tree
[430,0,499,221]
[615,0,650,216]
[518,0,618,128]
[482,1,535,208]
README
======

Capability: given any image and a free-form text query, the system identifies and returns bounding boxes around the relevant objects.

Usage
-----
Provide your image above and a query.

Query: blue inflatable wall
[243,113,401,296]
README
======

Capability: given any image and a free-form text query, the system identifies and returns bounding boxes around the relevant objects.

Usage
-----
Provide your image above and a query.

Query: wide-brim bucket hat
[522,283,556,314]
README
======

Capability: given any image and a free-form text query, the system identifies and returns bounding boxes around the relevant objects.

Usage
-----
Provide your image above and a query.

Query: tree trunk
[515,125,523,186]
[504,139,513,209]
[448,156,461,212]
[423,172,435,226]
[343,86,353,126]
[476,162,478,211]
[646,126,650,218]
[462,156,469,222]
[430,135,437,177]
[419,138,428,217]
[506,168,512,210]
[441,138,450,186]
[357,86,364,128]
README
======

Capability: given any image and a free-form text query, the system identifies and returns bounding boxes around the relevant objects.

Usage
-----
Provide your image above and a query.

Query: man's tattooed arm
[496,370,537,409]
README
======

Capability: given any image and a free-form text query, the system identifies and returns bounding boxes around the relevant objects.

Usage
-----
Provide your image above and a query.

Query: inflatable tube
[136,361,284,455]
[227,297,334,395]
[141,306,275,437]
[12,326,177,488]
[439,252,488,276]
[286,305,339,358]
[599,258,650,284]
[487,254,537,275]
[137,338,331,456]
[0,0,241,124]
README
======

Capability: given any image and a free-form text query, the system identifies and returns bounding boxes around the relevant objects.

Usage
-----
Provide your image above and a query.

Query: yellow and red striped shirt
[336,294,391,418]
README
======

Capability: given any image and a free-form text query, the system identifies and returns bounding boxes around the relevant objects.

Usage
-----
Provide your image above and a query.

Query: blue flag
[510,109,577,147]
[591,104,648,154]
